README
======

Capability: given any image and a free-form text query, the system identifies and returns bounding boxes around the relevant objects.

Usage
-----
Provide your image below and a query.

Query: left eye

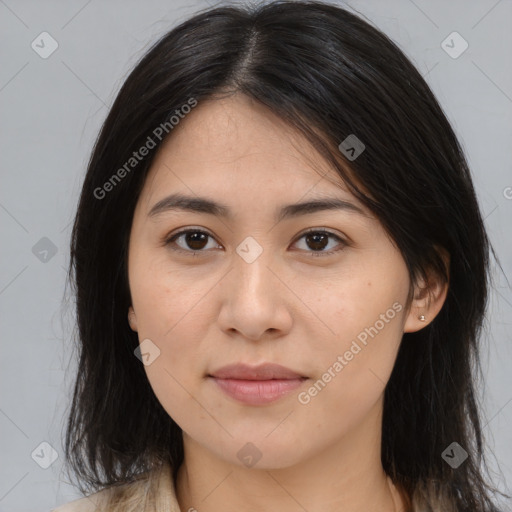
[293,229,346,255]
[164,228,346,257]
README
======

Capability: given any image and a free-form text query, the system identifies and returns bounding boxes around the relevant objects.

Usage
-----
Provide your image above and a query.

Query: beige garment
[51,462,182,512]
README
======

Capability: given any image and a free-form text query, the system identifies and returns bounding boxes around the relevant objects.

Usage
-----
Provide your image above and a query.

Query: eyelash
[163,227,347,258]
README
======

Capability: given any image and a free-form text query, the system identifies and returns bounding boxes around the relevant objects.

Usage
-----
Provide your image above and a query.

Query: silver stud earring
[418,315,426,321]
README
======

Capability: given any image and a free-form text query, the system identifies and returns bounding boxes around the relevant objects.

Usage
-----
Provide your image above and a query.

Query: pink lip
[208,363,308,405]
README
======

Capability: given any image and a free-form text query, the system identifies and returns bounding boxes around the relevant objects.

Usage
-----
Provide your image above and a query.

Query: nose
[216,247,293,342]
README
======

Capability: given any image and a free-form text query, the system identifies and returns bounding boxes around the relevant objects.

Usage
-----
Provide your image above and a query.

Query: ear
[128,306,138,332]
[403,249,450,333]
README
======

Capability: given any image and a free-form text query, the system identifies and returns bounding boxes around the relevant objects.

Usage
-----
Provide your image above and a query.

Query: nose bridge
[231,235,275,302]
[217,235,292,340]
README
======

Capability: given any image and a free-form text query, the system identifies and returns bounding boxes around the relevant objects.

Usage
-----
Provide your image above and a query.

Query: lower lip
[210,377,307,405]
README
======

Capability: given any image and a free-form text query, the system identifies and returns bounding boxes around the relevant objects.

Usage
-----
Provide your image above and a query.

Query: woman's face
[127,93,417,469]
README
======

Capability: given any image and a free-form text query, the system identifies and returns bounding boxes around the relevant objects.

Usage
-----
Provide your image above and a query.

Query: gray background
[0,0,511,510]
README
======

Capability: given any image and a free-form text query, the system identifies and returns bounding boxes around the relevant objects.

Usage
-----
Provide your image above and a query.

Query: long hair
[63,1,505,510]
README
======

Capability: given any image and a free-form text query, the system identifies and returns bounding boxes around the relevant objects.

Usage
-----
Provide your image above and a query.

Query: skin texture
[127,93,448,512]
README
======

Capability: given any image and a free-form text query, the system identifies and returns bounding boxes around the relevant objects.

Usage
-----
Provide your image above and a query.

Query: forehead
[138,94,358,215]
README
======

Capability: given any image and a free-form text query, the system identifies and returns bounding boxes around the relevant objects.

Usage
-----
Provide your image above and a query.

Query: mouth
[207,363,308,405]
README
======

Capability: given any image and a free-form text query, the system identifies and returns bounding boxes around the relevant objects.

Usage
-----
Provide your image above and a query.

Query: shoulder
[50,462,178,511]
[51,488,110,512]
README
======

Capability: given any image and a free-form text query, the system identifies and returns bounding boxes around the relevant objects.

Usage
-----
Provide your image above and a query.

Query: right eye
[164,228,220,256]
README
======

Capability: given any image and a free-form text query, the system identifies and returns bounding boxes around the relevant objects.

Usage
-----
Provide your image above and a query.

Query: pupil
[307,233,328,251]
[187,232,207,250]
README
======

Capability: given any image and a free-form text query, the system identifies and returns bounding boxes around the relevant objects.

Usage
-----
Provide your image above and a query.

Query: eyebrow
[148,193,367,222]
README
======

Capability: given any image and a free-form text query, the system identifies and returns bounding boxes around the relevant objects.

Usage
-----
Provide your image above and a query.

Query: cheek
[140,319,212,435]
[295,306,405,442]
[336,293,406,388]
[293,265,407,418]
[129,259,215,421]
[129,251,215,336]
[298,263,407,348]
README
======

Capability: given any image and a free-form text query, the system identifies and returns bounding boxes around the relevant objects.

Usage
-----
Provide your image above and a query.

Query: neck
[175,398,405,512]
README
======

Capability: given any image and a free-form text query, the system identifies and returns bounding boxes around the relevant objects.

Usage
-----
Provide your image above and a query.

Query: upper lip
[209,363,306,380]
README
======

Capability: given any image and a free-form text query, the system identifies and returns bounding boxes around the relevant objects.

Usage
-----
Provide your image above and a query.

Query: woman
[55,1,505,510]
